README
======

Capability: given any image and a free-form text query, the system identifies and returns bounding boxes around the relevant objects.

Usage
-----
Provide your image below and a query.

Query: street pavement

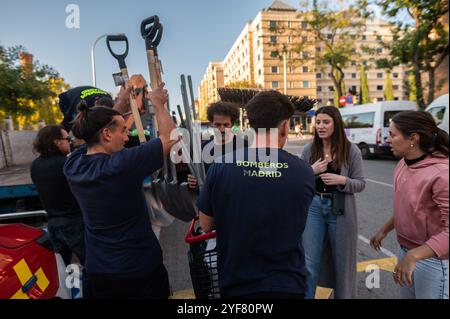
[160,136,403,299]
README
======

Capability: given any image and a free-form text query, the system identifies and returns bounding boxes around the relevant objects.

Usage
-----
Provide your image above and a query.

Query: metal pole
[91,33,125,87]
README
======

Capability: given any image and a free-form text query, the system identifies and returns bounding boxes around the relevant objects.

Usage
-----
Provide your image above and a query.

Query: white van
[426,94,449,133]
[339,101,417,159]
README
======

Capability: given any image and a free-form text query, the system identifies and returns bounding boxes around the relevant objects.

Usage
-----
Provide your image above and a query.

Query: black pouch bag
[332,190,345,215]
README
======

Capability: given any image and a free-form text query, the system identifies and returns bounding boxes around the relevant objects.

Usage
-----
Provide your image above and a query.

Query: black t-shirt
[63,139,164,276]
[315,161,341,193]
[30,155,82,222]
[197,147,315,297]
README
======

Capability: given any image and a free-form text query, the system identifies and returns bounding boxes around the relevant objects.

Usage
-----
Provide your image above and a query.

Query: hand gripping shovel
[106,34,146,143]
[141,16,197,222]
[106,33,173,233]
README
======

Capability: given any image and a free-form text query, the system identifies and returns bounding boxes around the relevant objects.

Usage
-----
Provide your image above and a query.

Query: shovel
[141,15,197,222]
[106,33,173,233]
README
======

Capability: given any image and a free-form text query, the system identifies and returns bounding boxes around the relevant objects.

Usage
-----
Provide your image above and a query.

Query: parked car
[426,93,449,133]
[339,101,417,159]
[0,223,71,299]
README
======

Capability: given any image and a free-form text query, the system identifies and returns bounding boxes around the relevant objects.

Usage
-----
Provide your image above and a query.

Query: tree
[375,0,449,109]
[297,0,370,106]
[0,45,67,128]
[359,65,370,103]
[375,58,396,100]
[225,81,257,89]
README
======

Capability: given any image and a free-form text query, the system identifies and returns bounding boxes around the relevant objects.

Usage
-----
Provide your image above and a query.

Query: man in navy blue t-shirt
[64,83,177,299]
[197,90,315,298]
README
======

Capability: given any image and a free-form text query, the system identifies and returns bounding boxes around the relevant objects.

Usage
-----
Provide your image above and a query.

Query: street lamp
[90,33,125,87]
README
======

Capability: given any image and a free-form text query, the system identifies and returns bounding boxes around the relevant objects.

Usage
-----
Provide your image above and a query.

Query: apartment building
[198,62,224,111]
[198,0,409,110]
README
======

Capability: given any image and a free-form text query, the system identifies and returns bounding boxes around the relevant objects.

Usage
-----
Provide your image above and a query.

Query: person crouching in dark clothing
[30,125,85,266]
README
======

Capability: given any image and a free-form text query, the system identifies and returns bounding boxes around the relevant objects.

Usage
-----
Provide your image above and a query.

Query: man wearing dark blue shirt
[197,90,315,298]
[64,83,176,299]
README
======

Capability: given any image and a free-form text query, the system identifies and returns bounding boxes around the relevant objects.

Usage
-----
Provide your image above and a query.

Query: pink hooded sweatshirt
[393,154,449,259]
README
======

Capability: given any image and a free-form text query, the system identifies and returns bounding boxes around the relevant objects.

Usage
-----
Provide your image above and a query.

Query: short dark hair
[71,101,121,146]
[392,110,449,157]
[33,125,65,157]
[245,90,294,129]
[95,96,114,108]
[206,102,240,124]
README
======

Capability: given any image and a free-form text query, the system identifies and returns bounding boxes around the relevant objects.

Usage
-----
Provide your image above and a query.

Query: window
[302,51,309,59]
[302,81,310,88]
[352,73,357,79]
[383,111,404,127]
[394,97,399,100]
[288,81,295,89]
[288,36,292,43]
[289,66,295,73]
[288,21,292,28]
[257,54,261,61]
[393,73,399,78]
[351,48,356,54]
[350,34,356,40]
[377,85,383,90]
[377,48,383,54]
[256,24,260,31]
[302,36,308,42]
[327,34,333,40]
[270,36,277,44]
[351,60,356,66]
[328,86,334,92]
[428,106,446,126]
[377,97,384,101]
[302,66,309,73]
[257,39,260,47]
[351,85,357,93]
[316,46,321,52]
[363,60,368,66]
[272,81,278,88]
[269,20,277,29]
[317,86,322,92]
[342,112,375,128]
[258,69,262,75]
[393,85,399,90]
[316,73,322,79]
[272,66,278,73]
[301,21,308,29]
[377,35,382,41]
[377,73,383,79]
[270,51,279,57]
[362,35,367,40]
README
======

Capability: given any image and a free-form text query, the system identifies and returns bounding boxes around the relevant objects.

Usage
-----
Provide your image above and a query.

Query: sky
[0,0,304,113]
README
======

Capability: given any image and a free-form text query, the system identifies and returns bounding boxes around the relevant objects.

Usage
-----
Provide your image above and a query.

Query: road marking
[366,179,393,188]
[171,289,195,299]
[357,256,397,273]
[358,234,396,257]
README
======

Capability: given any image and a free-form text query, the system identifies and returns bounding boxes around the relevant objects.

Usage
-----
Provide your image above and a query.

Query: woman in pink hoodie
[371,111,449,299]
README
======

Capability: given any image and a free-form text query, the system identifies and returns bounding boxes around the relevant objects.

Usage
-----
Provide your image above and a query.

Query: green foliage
[0,45,68,126]
[297,0,370,98]
[375,0,449,108]
[360,65,370,104]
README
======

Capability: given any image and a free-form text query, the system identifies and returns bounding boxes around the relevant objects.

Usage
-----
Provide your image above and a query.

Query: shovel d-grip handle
[185,216,216,244]
[141,15,163,51]
[106,34,129,70]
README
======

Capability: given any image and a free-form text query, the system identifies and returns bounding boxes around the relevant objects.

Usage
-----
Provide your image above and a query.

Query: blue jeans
[302,195,337,299]
[397,246,449,299]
